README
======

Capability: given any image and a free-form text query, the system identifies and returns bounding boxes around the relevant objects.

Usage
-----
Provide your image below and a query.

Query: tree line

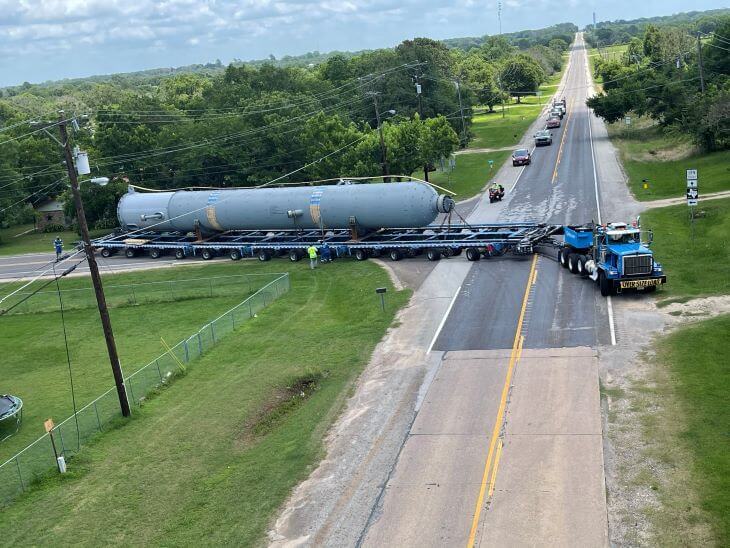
[587,16,730,152]
[0,31,568,230]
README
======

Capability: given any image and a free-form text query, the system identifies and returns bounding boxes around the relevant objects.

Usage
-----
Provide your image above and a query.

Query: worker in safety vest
[53,237,63,261]
[307,244,318,269]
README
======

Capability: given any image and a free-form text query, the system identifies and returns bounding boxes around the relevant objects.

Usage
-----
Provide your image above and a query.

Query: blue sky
[0,0,727,86]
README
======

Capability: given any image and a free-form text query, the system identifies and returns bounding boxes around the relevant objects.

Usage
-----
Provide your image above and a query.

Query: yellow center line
[487,438,504,498]
[466,255,538,548]
[551,98,575,184]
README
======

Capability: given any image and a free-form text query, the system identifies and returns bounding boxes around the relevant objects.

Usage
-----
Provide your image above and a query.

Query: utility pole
[497,75,506,119]
[368,93,390,182]
[414,73,429,182]
[58,111,131,418]
[498,1,502,36]
[697,32,705,94]
[455,79,467,148]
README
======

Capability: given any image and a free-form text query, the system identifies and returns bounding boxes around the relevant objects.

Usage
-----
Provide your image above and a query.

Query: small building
[34,198,67,231]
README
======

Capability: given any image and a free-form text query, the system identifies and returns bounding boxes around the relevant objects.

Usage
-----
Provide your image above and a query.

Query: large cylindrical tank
[117,182,454,233]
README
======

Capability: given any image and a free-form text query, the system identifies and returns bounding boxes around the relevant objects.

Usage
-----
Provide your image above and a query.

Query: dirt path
[640,190,730,209]
[454,146,513,155]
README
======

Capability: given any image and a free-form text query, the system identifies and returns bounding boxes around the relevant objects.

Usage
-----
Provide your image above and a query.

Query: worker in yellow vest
[307,244,318,269]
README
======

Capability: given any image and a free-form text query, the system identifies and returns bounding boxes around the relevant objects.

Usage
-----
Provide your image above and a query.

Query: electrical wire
[0,175,68,214]
[51,261,81,451]
[0,119,68,147]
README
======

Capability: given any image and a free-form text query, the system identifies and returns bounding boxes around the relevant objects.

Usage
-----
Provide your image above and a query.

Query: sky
[0,0,728,87]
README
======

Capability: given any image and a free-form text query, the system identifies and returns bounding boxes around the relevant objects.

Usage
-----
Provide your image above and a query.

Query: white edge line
[585,46,616,346]
[427,284,461,354]
[509,146,536,193]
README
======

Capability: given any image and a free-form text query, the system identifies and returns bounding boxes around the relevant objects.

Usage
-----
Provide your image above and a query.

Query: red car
[512,148,531,166]
[546,117,561,129]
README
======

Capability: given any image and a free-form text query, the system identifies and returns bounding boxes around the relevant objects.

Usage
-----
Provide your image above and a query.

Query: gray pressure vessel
[117,182,454,233]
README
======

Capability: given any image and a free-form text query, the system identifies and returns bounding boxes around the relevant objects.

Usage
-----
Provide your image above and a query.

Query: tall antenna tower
[498,1,502,35]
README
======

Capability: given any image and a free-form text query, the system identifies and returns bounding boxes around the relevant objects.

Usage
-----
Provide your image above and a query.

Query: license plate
[619,278,663,289]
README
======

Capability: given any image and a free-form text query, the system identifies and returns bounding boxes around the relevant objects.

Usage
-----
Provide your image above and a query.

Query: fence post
[210,322,216,343]
[169,281,175,301]
[94,401,102,430]
[57,427,66,456]
[231,311,235,330]
[197,332,203,355]
[209,278,213,298]
[127,379,136,406]
[156,359,163,382]
[249,299,253,318]
[131,285,137,305]
[184,340,190,362]
[15,457,24,491]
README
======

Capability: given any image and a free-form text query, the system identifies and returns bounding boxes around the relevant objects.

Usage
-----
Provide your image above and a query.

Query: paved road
[360,33,609,546]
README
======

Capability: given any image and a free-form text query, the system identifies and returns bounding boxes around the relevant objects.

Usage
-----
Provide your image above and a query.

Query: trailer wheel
[229,250,241,261]
[577,255,589,277]
[100,247,113,258]
[149,248,162,259]
[289,250,302,262]
[201,249,215,261]
[125,248,137,258]
[568,253,580,274]
[449,247,462,257]
[558,249,569,268]
[354,249,368,261]
[598,271,613,297]
[174,249,185,260]
[427,249,442,261]
[257,250,271,262]
[466,248,481,261]
[388,249,403,262]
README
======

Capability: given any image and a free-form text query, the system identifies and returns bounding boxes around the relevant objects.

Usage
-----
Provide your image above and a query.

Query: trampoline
[0,394,23,441]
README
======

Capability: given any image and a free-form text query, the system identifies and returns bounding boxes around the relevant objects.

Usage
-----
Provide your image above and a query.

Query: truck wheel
[568,253,580,274]
[466,248,481,261]
[289,250,302,262]
[149,248,162,259]
[450,247,462,257]
[598,271,613,297]
[576,255,588,277]
[201,249,214,261]
[257,250,271,262]
[174,249,185,260]
[354,249,368,261]
[100,247,112,258]
[125,248,136,258]
[229,250,241,261]
[558,249,569,268]
[427,249,442,261]
[388,249,403,261]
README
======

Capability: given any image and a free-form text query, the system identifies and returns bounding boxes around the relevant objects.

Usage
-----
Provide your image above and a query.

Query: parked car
[546,117,561,129]
[534,130,553,146]
[512,148,531,166]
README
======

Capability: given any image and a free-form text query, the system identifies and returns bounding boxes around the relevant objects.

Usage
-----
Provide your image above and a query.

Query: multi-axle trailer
[92,221,665,296]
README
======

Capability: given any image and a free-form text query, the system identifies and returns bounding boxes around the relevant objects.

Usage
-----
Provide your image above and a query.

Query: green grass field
[429,150,511,198]
[0,260,409,544]
[655,314,730,545]
[0,224,111,256]
[0,265,281,459]
[607,122,730,201]
[641,198,729,301]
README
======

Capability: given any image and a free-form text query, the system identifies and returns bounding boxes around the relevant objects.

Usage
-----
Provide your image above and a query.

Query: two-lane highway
[360,33,609,546]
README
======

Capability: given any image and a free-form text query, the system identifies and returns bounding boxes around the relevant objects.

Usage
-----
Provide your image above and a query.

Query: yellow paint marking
[466,256,537,547]
[532,268,538,286]
[551,98,575,184]
[487,439,504,498]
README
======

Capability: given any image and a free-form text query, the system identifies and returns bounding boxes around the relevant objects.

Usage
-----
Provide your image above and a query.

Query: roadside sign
[625,116,631,126]
[686,169,698,206]
[44,418,54,433]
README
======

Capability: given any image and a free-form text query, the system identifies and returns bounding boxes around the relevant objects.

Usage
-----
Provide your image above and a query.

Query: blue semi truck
[557,222,666,296]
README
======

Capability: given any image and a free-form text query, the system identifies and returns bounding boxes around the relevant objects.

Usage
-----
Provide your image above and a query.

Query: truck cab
[560,222,666,296]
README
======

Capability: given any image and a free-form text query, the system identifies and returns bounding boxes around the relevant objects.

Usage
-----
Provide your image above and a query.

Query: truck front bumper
[613,275,667,291]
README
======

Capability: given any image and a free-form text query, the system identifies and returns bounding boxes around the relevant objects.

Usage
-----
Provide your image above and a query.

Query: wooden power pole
[697,32,706,94]
[58,111,131,418]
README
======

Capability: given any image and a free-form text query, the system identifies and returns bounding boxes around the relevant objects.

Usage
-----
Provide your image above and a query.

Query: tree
[478,81,505,112]
[548,38,569,53]
[498,54,545,103]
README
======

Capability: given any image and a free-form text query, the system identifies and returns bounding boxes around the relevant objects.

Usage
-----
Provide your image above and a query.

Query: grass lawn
[641,198,729,301]
[0,264,281,460]
[655,314,730,545]
[0,224,111,256]
[0,260,409,545]
[429,150,511,198]
[607,122,730,201]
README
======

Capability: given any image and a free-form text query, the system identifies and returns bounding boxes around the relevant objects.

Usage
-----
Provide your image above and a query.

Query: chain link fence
[0,273,277,315]
[0,273,289,506]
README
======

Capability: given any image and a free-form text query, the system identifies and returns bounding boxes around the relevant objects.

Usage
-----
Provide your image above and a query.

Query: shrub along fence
[0,273,290,506]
